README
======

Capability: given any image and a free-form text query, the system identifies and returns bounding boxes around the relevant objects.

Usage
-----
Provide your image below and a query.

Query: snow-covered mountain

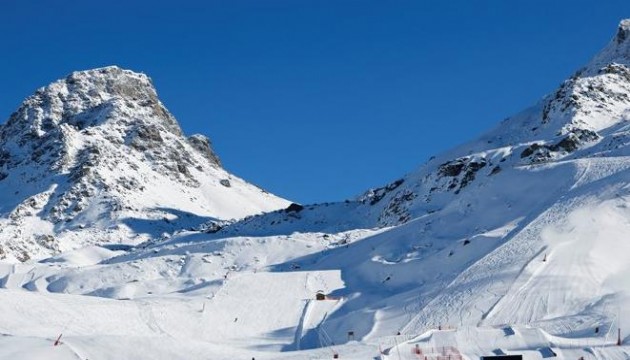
[0,66,289,262]
[216,21,630,236]
[1,19,630,360]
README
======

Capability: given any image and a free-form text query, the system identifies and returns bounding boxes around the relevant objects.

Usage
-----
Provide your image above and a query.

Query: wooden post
[617,328,622,346]
[53,333,63,346]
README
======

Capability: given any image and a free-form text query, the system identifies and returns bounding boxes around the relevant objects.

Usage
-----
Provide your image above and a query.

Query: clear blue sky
[1,1,629,204]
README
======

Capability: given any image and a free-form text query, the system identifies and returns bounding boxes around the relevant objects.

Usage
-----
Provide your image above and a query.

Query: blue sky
[1,1,629,204]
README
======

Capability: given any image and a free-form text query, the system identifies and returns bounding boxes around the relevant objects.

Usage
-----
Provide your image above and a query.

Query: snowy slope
[195,18,630,355]
[0,66,290,262]
[2,18,630,360]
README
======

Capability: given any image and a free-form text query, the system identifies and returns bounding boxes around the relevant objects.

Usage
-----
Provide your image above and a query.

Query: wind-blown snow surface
[3,19,630,360]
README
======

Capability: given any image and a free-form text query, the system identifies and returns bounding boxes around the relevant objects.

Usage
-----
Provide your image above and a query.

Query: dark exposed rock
[378,189,416,226]
[599,64,630,82]
[35,234,57,251]
[459,160,487,190]
[16,251,30,262]
[176,162,189,176]
[438,160,467,177]
[616,21,629,44]
[0,150,11,167]
[521,143,545,158]
[363,179,405,205]
[131,125,163,150]
[550,129,599,153]
[541,76,581,124]
[188,134,221,167]
[202,221,225,233]
[521,129,599,162]
[285,203,304,213]
[438,157,487,194]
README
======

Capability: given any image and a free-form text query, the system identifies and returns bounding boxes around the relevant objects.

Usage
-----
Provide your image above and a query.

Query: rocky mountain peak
[0,66,288,261]
[6,66,182,140]
[354,19,630,227]
[585,19,630,71]
[65,66,156,101]
[616,19,630,44]
[523,19,630,139]
[1,66,222,176]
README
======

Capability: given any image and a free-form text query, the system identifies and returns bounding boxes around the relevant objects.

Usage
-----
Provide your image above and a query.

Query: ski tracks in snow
[402,192,584,334]
[59,339,89,360]
[136,300,169,337]
[293,299,312,350]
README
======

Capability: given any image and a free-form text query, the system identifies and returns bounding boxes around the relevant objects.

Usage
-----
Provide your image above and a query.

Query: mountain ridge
[201,18,630,239]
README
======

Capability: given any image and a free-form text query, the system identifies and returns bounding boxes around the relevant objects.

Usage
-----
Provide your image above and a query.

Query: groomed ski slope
[2,156,630,359]
[0,270,352,360]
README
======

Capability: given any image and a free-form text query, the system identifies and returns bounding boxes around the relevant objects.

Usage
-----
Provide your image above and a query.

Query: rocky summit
[0,66,288,261]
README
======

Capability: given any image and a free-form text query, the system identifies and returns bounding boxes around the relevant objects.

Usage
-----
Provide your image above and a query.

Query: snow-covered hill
[2,18,630,360]
[0,66,289,262]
